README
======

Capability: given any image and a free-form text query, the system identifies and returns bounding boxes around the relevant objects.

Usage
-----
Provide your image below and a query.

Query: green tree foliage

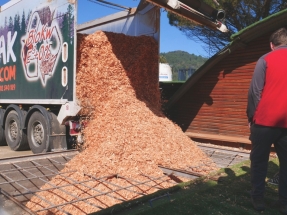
[8,16,13,31]
[160,51,207,81]
[21,11,26,33]
[167,0,287,55]
[13,13,21,62]
[13,13,20,32]
[161,50,207,71]
[61,5,75,46]
[160,55,168,63]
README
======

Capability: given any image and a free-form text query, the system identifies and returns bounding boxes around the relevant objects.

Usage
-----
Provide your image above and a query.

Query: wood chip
[26,31,218,214]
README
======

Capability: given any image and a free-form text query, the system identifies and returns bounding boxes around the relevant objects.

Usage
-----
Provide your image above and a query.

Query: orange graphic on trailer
[21,7,62,86]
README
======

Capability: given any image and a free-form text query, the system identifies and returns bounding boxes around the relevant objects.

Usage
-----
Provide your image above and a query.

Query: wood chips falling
[26,31,217,214]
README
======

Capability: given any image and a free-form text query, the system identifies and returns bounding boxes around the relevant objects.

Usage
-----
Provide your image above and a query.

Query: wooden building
[166,9,287,147]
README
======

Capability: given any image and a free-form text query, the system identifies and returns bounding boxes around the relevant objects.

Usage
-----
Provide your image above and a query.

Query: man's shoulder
[264,47,287,60]
[261,51,272,60]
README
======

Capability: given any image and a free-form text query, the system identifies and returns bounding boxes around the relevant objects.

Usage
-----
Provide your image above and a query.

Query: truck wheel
[5,110,29,151]
[0,126,5,146]
[0,109,6,146]
[27,111,49,154]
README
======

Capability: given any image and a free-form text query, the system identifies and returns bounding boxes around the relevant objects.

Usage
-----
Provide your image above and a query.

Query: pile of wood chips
[26,31,217,214]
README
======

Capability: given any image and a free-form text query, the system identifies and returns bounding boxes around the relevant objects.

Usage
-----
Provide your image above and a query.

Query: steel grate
[199,145,250,168]
[0,146,250,214]
[0,152,176,214]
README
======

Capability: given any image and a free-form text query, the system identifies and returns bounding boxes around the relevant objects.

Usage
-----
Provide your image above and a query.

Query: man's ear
[270,42,275,50]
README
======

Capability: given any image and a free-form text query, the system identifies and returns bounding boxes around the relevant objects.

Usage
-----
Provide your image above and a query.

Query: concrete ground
[0,146,33,214]
[0,194,30,215]
[0,146,33,159]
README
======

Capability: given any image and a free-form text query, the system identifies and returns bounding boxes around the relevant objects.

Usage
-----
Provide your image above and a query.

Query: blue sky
[0,0,206,56]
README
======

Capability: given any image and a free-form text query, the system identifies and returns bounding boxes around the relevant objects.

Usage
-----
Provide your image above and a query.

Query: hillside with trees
[160,51,208,81]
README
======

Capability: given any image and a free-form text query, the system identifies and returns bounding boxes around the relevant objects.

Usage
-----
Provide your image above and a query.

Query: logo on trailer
[21,7,62,86]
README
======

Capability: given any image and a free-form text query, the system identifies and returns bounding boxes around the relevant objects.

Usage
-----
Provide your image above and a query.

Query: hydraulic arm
[145,0,228,32]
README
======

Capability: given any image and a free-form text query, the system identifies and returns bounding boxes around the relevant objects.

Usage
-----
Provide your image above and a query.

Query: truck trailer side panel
[0,0,76,103]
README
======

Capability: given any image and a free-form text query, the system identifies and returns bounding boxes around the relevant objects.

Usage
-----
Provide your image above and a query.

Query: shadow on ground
[91,159,281,215]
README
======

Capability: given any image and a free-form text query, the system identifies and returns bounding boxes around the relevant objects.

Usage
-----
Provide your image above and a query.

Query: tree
[13,13,20,32]
[21,11,26,33]
[61,5,75,45]
[8,16,13,32]
[167,0,287,56]
[160,55,168,63]
[67,5,75,44]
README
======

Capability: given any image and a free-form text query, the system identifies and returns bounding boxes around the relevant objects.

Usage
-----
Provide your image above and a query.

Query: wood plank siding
[168,33,271,144]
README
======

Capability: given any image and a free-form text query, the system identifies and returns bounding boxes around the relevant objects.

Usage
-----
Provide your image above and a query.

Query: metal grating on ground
[199,145,250,168]
[0,150,79,214]
[0,150,176,215]
[0,146,250,214]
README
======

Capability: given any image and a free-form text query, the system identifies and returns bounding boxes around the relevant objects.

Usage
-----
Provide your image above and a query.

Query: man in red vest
[247,27,287,214]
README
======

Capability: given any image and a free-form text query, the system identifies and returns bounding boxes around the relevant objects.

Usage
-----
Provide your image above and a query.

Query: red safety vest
[254,48,287,128]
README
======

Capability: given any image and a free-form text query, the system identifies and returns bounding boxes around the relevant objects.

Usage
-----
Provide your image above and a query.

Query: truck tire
[0,124,5,146]
[5,110,29,151]
[27,111,49,154]
[0,109,6,146]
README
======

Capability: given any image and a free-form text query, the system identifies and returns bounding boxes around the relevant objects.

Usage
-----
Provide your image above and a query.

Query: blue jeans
[250,124,287,204]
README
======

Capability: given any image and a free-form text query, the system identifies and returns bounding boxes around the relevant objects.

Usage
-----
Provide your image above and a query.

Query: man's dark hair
[269,27,287,46]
